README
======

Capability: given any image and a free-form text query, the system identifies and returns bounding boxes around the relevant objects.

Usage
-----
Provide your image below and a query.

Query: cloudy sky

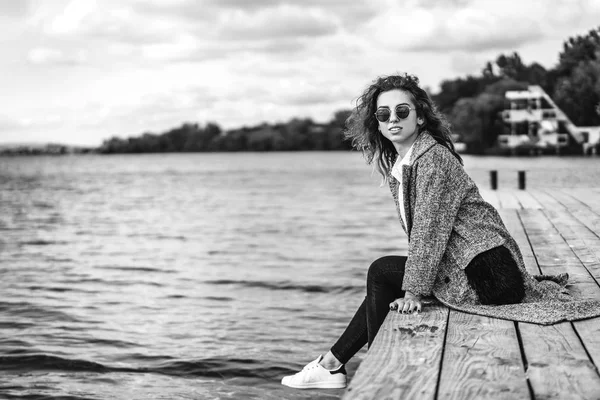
[1,0,599,146]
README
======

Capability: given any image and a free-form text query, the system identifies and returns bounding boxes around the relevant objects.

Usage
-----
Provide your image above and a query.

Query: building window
[557,121,568,133]
[513,99,528,110]
[515,122,529,136]
[542,111,556,119]
[581,131,590,142]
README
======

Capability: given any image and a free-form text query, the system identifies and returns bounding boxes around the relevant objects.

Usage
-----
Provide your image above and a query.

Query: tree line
[99,111,352,153]
[100,27,600,154]
[433,26,600,153]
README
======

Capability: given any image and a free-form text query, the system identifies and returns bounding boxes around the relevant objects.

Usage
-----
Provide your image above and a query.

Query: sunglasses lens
[396,105,411,119]
[375,109,391,122]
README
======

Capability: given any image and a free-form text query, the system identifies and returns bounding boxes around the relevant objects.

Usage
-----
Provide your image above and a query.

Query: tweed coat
[388,131,600,325]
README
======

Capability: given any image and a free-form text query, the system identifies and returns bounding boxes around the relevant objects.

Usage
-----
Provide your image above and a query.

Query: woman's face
[376,89,422,150]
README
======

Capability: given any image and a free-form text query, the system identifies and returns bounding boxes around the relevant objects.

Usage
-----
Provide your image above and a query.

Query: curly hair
[344,73,462,182]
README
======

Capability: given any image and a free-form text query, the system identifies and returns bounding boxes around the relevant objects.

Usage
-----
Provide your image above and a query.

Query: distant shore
[0,143,97,156]
[1,143,598,156]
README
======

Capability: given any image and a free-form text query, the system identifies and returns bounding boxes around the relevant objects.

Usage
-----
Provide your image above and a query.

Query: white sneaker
[281,355,347,389]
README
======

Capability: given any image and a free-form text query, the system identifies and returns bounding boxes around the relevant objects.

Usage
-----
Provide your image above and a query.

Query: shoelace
[301,362,318,372]
[296,362,321,382]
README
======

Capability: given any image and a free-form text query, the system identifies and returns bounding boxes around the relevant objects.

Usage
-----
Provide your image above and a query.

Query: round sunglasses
[374,105,415,122]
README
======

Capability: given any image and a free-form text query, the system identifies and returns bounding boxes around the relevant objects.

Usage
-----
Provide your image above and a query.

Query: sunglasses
[374,105,415,122]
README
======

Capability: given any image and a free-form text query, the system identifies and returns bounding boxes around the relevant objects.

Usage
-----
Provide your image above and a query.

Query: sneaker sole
[282,381,346,389]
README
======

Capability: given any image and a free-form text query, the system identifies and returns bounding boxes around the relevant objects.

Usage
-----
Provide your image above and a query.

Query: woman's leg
[329,255,407,365]
[365,255,407,347]
[328,297,368,366]
[465,245,525,305]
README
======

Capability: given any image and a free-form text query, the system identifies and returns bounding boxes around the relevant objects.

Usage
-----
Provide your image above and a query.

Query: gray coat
[388,131,600,324]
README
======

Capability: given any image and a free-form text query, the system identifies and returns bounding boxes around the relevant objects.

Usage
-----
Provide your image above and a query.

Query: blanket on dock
[436,272,600,325]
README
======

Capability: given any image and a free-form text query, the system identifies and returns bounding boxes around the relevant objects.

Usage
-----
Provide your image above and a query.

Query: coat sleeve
[401,148,468,296]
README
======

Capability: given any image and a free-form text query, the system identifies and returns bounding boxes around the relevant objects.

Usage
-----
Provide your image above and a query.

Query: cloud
[205,0,378,27]
[68,1,340,42]
[281,87,351,106]
[0,0,32,17]
[47,3,181,44]
[128,0,222,22]
[364,2,544,53]
[421,21,543,52]
[204,0,283,9]
[101,0,374,47]
[541,0,600,40]
[48,0,97,34]
[66,84,222,135]
[366,0,600,54]
[0,116,26,131]
[5,0,600,146]
[26,1,341,64]
[0,114,65,140]
[409,0,474,10]
[450,52,486,75]
[105,34,307,66]
[27,47,88,65]
[215,5,338,41]
[100,5,336,62]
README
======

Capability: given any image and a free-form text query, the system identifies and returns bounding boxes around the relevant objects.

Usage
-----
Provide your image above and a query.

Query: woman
[281,73,600,390]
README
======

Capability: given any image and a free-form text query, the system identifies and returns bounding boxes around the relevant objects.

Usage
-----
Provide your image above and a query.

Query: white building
[499,85,600,154]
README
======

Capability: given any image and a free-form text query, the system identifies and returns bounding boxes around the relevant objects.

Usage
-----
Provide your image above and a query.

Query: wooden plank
[553,188,594,210]
[343,305,448,400]
[526,189,600,378]
[534,189,600,289]
[518,209,600,300]
[572,318,600,373]
[519,322,600,399]
[518,207,600,399]
[537,188,600,238]
[528,189,565,212]
[538,208,600,288]
[496,192,600,398]
[496,190,521,209]
[547,189,600,238]
[512,190,543,209]
[549,188,595,214]
[569,188,600,215]
[498,208,540,275]
[437,312,529,399]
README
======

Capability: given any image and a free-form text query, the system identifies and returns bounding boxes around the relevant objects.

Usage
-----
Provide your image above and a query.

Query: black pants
[330,246,524,365]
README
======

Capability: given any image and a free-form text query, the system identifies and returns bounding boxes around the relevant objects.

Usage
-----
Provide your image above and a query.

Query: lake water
[1,152,599,399]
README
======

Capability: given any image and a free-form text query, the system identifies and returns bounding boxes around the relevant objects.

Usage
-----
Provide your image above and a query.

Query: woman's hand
[389,291,423,314]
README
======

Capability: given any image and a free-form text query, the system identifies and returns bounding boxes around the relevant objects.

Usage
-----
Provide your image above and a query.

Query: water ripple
[0,302,81,323]
[0,354,290,380]
[204,279,362,294]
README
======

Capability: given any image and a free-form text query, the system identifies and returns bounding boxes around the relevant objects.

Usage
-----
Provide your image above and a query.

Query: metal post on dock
[518,171,526,190]
[490,170,498,190]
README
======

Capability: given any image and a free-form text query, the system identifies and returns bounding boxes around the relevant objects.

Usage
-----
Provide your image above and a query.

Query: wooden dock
[343,188,600,400]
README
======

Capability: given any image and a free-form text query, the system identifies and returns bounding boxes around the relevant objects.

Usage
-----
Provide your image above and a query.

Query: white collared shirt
[391,144,415,227]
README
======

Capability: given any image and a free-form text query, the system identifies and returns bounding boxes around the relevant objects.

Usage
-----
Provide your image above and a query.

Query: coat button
[444,276,450,284]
